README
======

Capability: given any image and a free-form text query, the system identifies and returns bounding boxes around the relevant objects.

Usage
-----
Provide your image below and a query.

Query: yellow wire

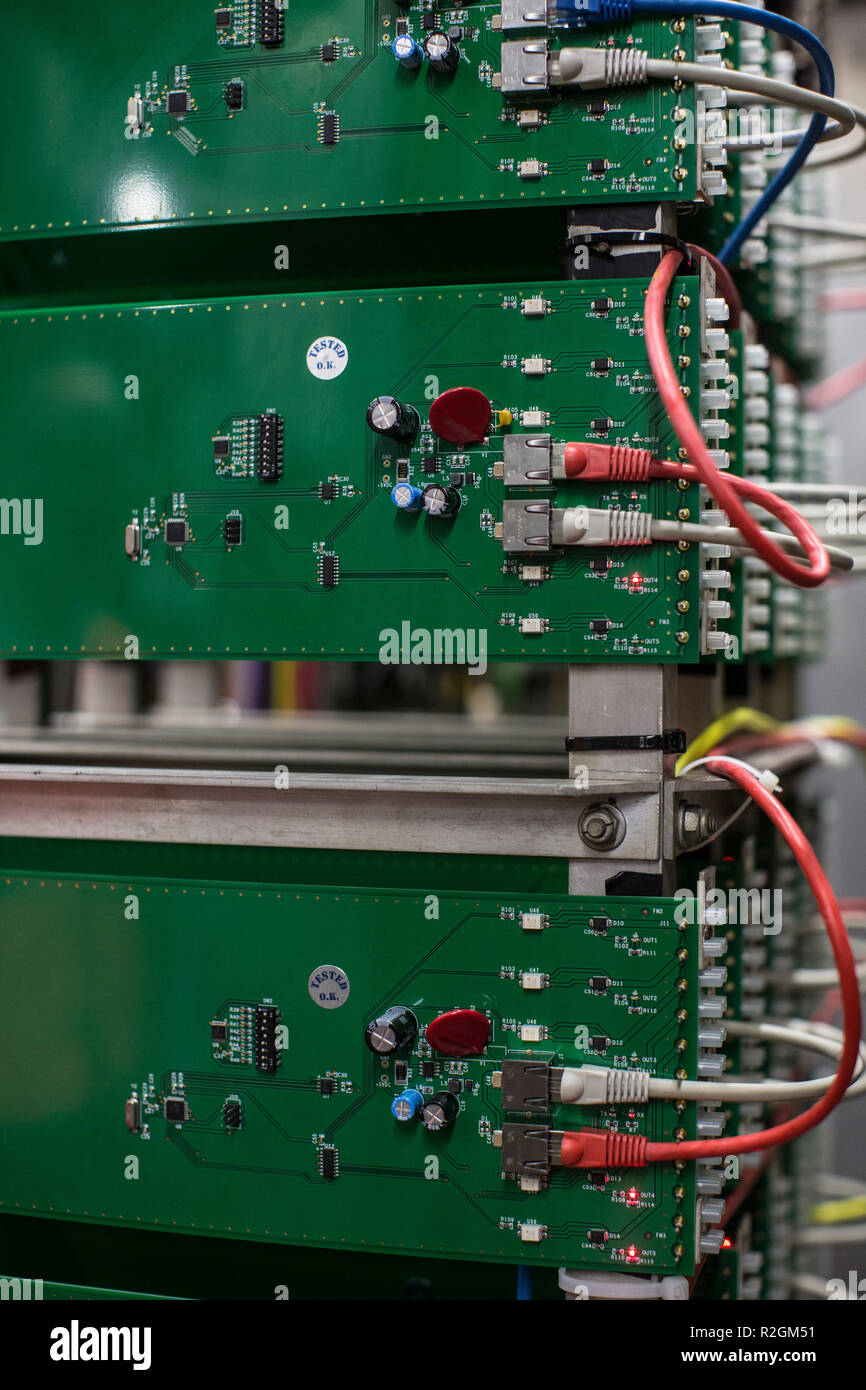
[675,707,781,776]
[810,1194,866,1224]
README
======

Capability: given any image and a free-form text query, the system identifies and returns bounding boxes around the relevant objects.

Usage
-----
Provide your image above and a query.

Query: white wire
[796,1224,866,1245]
[642,60,857,135]
[648,518,854,573]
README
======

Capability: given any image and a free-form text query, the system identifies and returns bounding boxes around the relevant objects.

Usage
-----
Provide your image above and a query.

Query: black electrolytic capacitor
[420,1091,460,1131]
[366,396,421,444]
[421,484,460,518]
[424,31,460,71]
[364,1006,419,1055]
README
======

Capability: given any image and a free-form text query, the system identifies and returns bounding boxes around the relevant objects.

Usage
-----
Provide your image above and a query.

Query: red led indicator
[722,1237,733,1249]
[626,1186,639,1207]
[626,1244,639,1264]
[629,572,643,588]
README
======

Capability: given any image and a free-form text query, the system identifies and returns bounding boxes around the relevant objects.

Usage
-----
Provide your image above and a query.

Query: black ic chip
[587,100,607,116]
[321,42,337,61]
[223,1100,242,1129]
[422,1060,436,1078]
[591,417,612,433]
[164,1097,188,1122]
[164,518,189,545]
[319,482,337,500]
[167,90,190,114]
[592,297,612,314]
[318,1077,335,1096]
[216,8,232,26]
[591,358,612,373]
[588,158,607,174]
[319,554,339,588]
[256,412,283,481]
[588,1227,608,1245]
[589,915,610,934]
[259,0,284,47]
[590,556,611,573]
[589,977,610,994]
[319,1145,339,1180]
[213,435,230,456]
[319,113,339,145]
[589,1034,610,1051]
[211,1019,228,1041]
[590,618,610,634]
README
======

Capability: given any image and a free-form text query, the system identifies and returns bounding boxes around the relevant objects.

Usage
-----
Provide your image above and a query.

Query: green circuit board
[0,275,737,663]
[0,873,703,1273]
[0,1,706,240]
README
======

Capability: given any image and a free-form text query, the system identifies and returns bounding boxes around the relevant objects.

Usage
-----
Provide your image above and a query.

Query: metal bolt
[676,599,690,614]
[675,629,690,642]
[676,568,690,583]
[677,802,720,849]
[577,801,627,852]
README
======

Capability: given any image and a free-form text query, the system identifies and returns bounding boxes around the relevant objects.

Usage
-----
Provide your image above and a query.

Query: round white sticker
[308,964,351,1009]
[306,336,349,380]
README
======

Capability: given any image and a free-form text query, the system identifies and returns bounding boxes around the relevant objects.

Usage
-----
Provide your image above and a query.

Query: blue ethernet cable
[551,1,836,265]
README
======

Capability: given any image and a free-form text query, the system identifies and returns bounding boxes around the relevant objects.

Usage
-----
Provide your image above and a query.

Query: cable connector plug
[552,45,648,89]
[559,1129,648,1169]
[564,442,653,482]
[558,505,653,546]
[559,1065,651,1105]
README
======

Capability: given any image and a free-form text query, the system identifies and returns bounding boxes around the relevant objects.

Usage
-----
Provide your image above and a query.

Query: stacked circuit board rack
[0,0,863,1308]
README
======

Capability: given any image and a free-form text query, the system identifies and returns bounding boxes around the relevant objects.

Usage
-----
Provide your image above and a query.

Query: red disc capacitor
[428,387,492,445]
[426,1008,491,1057]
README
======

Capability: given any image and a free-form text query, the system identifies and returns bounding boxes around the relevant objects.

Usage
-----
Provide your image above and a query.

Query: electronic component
[392,34,423,69]
[520,972,546,991]
[256,412,283,481]
[164,1096,189,1123]
[421,484,460,518]
[318,113,339,145]
[396,459,409,480]
[124,1098,140,1133]
[589,916,610,934]
[520,911,548,932]
[592,298,612,314]
[518,159,546,180]
[366,396,420,444]
[259,0,283,47]
[318,1145,339,1180]
[423,31,460,72]
[592,357,613,373]
[224,515,243,547]
[215,8,232,27]
[223,1099,242,1130]
[364,1006,418,1056]
[321,42,337,62]
[588,158,607,175]
[589,1034,610,1052]
[224,81,244,111]
[391,1088,424,1121]
[164,518,189,546]
[318,1077,335,1096]
[318,553,339,588]
[254,1004,280,1073]
[518,617,549,635]
[590,618,611,634]
[319,482,337,501]
[394,1061,408,1086]
[518,1023,546,1042]
[519,565,548,582]
[517,109,542,130]
[420,1091,460,1132]
[210,1019,228,1041]
[591,418,612,434]
[166,90,190,115]
[428,387,491,445]
[521,357,549,376]
[391,482,423,512]
[589,976,610,994]
[425,1009,490,1057]
[213,435,231,457]
[124,522,141,560]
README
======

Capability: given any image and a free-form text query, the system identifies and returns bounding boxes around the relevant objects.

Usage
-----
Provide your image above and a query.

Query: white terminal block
[705,297,729,324]
[744,449,769,472]
[701,389,730,412]
[695,23,725,52]
[706,600,732,620]
[707,449,730,470]
[745,396,770,420]
[704,632,733,652]
[701,569,732,587]
[705,328,729,352]
[701,357,729,381]
[745,343,770,370]
[696,83,728,109]
[701,170,727,198]
[700,418,730,439]
[744,370,769,395]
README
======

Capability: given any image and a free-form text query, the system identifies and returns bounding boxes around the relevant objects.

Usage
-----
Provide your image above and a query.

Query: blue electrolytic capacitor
[391,482,423,512]
[392,34,424,69]
[391,1088,424,1121]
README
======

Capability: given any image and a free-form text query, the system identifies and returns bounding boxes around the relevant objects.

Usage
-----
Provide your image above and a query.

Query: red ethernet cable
[643,248,830,589]
[559,757,862,1168]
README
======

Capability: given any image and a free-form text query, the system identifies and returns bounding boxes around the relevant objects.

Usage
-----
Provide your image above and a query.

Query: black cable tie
[565,729,687,754]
